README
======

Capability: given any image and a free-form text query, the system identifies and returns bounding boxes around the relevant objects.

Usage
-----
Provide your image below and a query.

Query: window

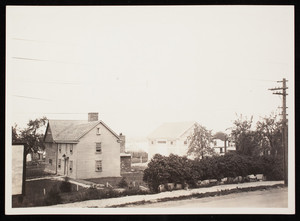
[58,159,61,169]
[157,141,166,144]
[58,144,61,153]
[170,141,173,145]
[151,141,154,144]
[97,127,101,135]
[69,144,73,154]
[65,144,68,153]
[184,141,187,145]
[95,160,102,172]
[69,160,73,173]
[96,142,102,153]
[220,148,223,153]
[49,159,52,165]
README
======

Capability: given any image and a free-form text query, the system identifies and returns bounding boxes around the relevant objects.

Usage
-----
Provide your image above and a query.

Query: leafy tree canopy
[213,131,227,141]
[256,113,283,156]
[187,123,216,159]
[231,115,260,156]
[12,117,48,154]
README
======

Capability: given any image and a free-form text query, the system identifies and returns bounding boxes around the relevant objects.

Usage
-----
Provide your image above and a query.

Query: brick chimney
[88,112,99,122]
[119,133,126,153]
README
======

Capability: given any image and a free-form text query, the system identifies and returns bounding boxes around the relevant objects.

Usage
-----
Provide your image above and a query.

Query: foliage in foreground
[143,153,283,192]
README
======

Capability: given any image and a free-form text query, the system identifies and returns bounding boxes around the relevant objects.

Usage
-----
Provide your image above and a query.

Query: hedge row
[143,153,283,192]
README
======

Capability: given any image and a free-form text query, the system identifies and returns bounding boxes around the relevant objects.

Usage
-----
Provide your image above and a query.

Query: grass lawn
[26,162,53,179]
[12,179,85,207]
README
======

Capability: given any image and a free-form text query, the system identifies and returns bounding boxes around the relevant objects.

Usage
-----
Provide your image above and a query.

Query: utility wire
[12,56,91,66]
[12,95,53,101]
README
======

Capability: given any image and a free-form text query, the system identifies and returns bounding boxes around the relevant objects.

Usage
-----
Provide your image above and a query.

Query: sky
[6,6,294,138]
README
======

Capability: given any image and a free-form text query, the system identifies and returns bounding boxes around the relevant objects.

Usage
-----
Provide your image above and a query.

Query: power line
[14,112,86,115]
[12,95,53,101]
[11,38,48,43]
[12,56,91,66]
[15,80,82,85]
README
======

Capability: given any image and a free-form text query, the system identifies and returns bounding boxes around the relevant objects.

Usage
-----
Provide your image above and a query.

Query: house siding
[56,143,78,179]
[44,143,57,174]
[76,124,121,179]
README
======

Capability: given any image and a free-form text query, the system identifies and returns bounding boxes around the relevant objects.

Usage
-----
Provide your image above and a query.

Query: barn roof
[148,122,196,140]
[45,119,119,143]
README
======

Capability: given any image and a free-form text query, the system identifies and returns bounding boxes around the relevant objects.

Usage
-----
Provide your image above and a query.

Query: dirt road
[126,187,288,208]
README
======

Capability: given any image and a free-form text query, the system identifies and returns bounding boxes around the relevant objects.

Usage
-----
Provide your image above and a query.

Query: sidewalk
[27,175,94,188]
[49,180,284,208]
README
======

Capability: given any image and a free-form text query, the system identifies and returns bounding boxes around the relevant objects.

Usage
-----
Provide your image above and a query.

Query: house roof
[148,122,196,140]
[46,119,119,143]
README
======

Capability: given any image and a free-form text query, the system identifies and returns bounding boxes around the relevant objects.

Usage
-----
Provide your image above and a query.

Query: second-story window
[58,144,61,153]
[96,142,102,153]
[70,144,73,154]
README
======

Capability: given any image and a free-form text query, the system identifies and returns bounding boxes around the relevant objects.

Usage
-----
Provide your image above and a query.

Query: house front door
[64,158,69,176]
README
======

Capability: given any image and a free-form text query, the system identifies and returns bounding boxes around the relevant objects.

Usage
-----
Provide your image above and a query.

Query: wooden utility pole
[269,78,288,185]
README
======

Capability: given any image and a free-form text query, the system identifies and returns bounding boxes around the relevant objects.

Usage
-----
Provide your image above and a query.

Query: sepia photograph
[5,5,295,214]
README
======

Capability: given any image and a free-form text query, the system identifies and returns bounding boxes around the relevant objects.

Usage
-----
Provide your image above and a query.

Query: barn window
[96,142,102,153]
[69,160,73,173]
[58,159,61,169]
[95,160,102,172]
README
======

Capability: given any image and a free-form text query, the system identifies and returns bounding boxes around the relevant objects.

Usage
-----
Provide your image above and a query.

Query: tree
[187,123,215,159]
[12,124,20,144]
[12,117,48,155]
[231,115,260,156]
[256,113,282,156]
[213,131,227,141]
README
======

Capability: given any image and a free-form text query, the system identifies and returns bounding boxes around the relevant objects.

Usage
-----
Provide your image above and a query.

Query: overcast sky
[6,6,294,138]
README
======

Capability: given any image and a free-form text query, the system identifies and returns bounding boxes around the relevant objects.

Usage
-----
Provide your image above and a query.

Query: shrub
[59,177,72,193]
[143,152,284,192]
[44,185,62,206]
[118,177,129,188]
[143,154,170,192]
[258,155,284,180]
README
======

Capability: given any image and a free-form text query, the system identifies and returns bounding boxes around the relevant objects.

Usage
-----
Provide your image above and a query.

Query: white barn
[147,122,196,160]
